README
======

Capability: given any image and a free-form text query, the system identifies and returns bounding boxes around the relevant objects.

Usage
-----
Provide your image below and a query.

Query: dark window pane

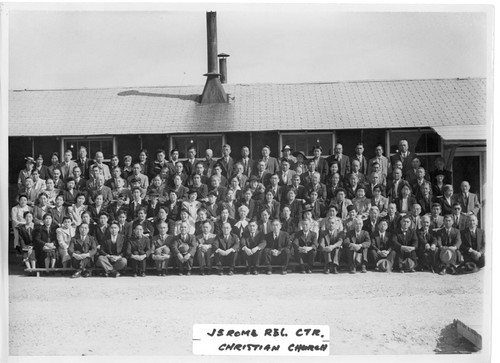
[172,135,223,158]
[390,130,441,154]
[282,133,333,157]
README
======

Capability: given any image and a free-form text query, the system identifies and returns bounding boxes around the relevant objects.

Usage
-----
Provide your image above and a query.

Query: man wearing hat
[258,145,280,175]
[369,219,395,272]
[280,145,297,169]
[34,154,50,180]
[327,143,351,179]
[18,156,35,192]
[291,150,308,172]
[436,214,462,275]
[460,214,485,270]
[391,215,418,272]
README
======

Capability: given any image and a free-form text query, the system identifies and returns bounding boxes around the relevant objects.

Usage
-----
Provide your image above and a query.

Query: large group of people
[11,139,485,278]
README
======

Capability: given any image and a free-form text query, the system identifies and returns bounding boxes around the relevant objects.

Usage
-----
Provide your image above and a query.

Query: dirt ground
[8,258,486,359]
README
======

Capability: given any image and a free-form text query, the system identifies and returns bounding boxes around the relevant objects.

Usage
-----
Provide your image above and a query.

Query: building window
[63,137,114,161]
[389,129,442,171]
[281,132,334,156]
[171,134,223,159]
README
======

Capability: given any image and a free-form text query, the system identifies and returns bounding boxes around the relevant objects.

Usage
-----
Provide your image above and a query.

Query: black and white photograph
[1,2,495,362]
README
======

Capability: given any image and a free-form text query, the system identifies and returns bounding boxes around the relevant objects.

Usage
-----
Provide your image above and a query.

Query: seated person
[342,216,371,273]
[417,215,438,273]
[262,219,292,275]
[292,219,318,274]
[391,215,418,273]
[319,216,344,274]
[96,221,128,277]
[34,213,58,271]
[196,220,217,275]
[151,221,172,276]
[460,214,485,271]
[240,220,266,275]
[56,216,76,268]
[213,222,240,276]
[68,222,97,278]
[369,220,395,272]
[435,214,462,275]
[127,224,151,277]
[171,221,198,276]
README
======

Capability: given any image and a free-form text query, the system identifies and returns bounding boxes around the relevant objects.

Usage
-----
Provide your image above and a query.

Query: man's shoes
[349,267,356,274]
[200,270,206,276]
[324,269,330,274]
[132,273,138,277]
[408,268,416,273]
[361,265,367,273]
[333,266,338,274]
[430,267,435,274]
[71,271,81,279]
[266,270,272,275]
[306,268,312,274]
[228,270,234,276]
[218,270,223,276]
[82,270,91,278]
[186,271,191,276]
[300,270,306,274]
[449,266,457,275]
[114,271,120,278]
[178,272,183,276]
[140,272,146,277]
[281,269,287,275]
[252,270,259,275]
[245,270,250,275]
[439,268,447,275]
[103,272,109,278]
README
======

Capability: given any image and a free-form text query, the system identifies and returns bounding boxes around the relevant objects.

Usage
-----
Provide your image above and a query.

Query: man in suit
[389,139,417,175]
[259,145,280,175]
[453,181,481,216]
[96,221,127,277]
[363,206,381,236]
[183,145,198,176]
[342,216,371,273]
[262,219,292,275]
[127,163,150,190]
[277,159,296,186]
[319,216,344,274]
[76,147,93,180]
[201,149,217,177]
[386,168,405,200]
[251,160,271,187]
[116,210,133,238]
[217,144,235,179]
[435,214,462,275]
[391,215,418,272]
[88,175,114,207]
[59,150,79,182]
[293,220,318,273]
[417,215,439,272]
[196,220,217,275]
[383,203,400,232]
[280,145,297,169]
[369,219,395,271]
[351,142,369,175]
[429,203,444,231]
[367,144,389,178]
[91,151,112,181]
[451,203,468,230]
[237,146,255,177]
[240,220,266,275]
[171,221,198,276]
[327,143,351,178]
[213,222,240,275]
[68,222,97,278]
[460,214,485,269]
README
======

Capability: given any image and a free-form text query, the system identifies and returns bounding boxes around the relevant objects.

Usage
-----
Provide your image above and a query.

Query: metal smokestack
[200,11,227,104]
[218,53,229,84]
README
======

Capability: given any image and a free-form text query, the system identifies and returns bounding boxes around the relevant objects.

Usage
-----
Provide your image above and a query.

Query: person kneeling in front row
[68,222,97,278]
[96,221,128,277]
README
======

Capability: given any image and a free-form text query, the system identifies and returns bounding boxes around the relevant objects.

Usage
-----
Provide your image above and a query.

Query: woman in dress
[33,192,51,226]
[56,216,75,267]
[18,210,37,269]
[11,194,32,251]
[34,213,58,270]
[69,193,88,227]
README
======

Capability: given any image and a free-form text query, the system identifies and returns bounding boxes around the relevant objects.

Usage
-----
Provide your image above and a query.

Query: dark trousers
[395,249,417,269]
[342,246,368,268]
[322,247,341,270]
[214,251,237,271]
[241,250,262,269]
[293,246,316,270]
[262,248,291,270]
[96,256,128,272]
[129,259,146,274]
[176,255,194,272]
[463,251,485,268]
[417,248,439,270]
[196,249,213,269]
[71,256,92,270]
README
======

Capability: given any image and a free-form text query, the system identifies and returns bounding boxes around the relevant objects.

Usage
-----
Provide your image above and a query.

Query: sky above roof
[8,4,490,90]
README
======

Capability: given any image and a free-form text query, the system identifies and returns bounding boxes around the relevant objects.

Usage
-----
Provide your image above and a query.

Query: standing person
[351,142,369,175]
[91,151,112,181]
[237,146,254,177]
[391,215,418,273]
[277,159,296,187]
[56,216,75,267]
[262,219,292,275]
[213,222,240,275]
[217,144,235,179]
[258,145,280,175]
[240,220,266,275]
[327,143,350,179]
[368,144,389,178]
[150,221,172,276]
[429,156,452,185]
[342,216,371,273]
[171,221,197,276]
[390,139,417,175]
[47,152,60,180]
[68,222,97,278]
[453,181,481,216]
[201,149,217,177]
[17,157,35,192]
[280,145,297,169]
[183,146,198,176]
[11,194,32,250]
[76,146,93,180]
[152,149,169,179]
[34,154,50,180]
[196,220,217,275]
[127,224,151,277]
[293,219,318,274]
[310,145,329,183]
[18,211,37,270]
[59,150,78,182]
[460,215,485,271]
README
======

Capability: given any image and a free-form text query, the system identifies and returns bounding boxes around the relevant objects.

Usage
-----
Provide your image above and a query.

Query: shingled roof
[9,78,486,137]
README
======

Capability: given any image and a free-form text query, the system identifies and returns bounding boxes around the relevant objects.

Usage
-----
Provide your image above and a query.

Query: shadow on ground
[434,322,479,354]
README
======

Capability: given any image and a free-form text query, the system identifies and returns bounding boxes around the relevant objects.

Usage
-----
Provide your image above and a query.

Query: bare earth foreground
[9,269,484,356]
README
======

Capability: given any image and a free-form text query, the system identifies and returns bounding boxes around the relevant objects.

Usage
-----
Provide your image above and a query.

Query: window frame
[279,131,335,157]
